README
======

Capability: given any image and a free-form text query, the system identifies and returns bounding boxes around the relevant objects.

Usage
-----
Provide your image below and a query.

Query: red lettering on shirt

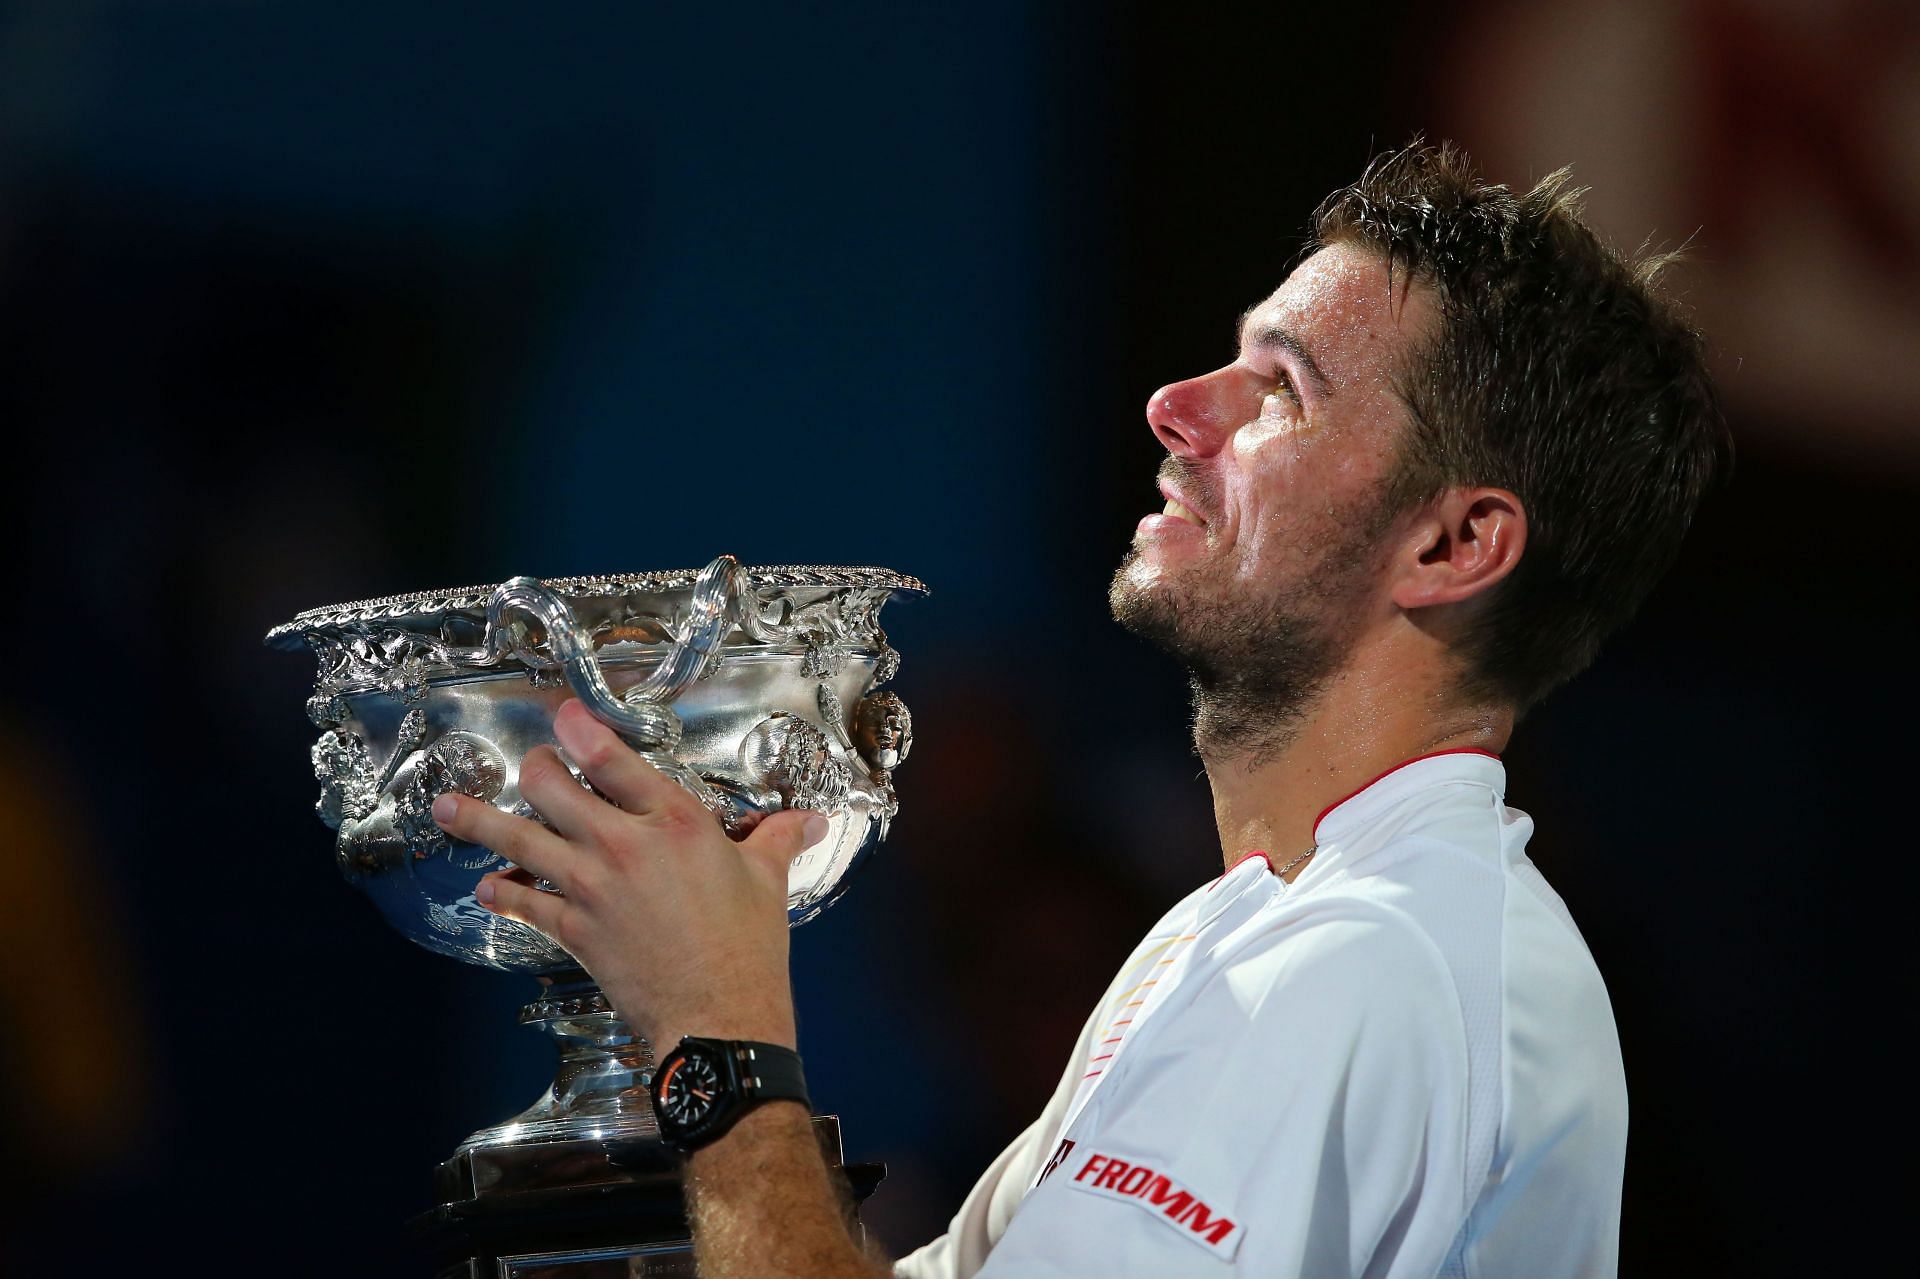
[1062,1149,1243,1259]
[1142,1174,1194,1218]
[1038,1138,1076,1186]
[1177,1199,1237,1245]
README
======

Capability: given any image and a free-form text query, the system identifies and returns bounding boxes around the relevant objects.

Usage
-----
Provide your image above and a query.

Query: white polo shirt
[896,751,1627,1278]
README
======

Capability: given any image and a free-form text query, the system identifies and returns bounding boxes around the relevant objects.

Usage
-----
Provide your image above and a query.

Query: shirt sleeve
[895,1000,1109,1279]
[971,906,1472,1278]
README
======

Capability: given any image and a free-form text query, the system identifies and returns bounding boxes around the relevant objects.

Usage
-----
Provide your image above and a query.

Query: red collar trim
[1210,748,1501,889]
[1312,748,1502,839]
[1210,849,1274,889]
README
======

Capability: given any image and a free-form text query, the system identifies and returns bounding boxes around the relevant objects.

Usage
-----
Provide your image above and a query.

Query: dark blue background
[1,4,1906,1275]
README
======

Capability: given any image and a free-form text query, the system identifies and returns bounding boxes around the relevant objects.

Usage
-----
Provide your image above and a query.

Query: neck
[1198,654,1511,880]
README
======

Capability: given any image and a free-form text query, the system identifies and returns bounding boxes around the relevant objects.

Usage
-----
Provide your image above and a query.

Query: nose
[1146,367,1237,458]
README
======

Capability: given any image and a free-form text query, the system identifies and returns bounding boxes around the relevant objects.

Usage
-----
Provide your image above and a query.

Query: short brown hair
[1313,141,1732,715]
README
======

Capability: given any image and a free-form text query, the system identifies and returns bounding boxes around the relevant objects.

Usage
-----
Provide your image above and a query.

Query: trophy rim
[264,563,928,648]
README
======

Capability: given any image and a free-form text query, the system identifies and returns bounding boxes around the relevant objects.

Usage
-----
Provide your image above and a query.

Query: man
[432,142,1729,1276]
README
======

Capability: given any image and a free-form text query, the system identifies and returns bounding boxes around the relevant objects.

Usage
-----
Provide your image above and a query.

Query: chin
[1110,545,1163,601]
[1108,552,1187,644]
[1117,546,1160,588]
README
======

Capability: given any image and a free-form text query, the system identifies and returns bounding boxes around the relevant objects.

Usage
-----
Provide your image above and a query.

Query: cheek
[1223,422,1367,573]
[1229,406,1312,466]
[1232,418,1287,459]
[1222,469,1316,578]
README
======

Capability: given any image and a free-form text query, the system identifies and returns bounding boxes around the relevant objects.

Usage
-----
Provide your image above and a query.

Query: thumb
[744,807,832,866]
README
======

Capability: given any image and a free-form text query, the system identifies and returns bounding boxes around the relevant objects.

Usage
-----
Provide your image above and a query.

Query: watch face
[656,1046,728,1133]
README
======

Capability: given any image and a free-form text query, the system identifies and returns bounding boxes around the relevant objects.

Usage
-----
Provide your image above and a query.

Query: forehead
[1242,242,1434,392]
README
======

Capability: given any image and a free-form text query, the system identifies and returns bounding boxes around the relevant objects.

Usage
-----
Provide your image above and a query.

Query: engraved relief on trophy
[396,731,509,868]
[270,555,924,1246]
[738,712,855,814]
[853,690,913,776]
[310,727,376,830]
[272,558,927,982]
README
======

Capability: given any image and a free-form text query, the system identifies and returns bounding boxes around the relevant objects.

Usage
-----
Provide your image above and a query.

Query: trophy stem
[454,970,659,1156]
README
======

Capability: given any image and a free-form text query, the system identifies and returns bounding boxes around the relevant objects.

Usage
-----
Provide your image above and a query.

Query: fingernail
[475,878,496,906]
[803,813,829,846]
[432,793,458,824]
[553,703,589,754]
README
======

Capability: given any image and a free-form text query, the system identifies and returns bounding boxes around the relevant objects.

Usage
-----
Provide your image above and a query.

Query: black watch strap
[732,1040,809,1107]
[652,1037,810,1154]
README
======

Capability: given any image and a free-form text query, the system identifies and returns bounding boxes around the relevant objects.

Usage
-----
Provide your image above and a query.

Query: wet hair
[1312,140,1732,716]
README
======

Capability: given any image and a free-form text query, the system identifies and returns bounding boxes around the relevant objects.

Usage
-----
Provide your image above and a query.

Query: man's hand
[430,697,829,1051]
[434,700,886,1278]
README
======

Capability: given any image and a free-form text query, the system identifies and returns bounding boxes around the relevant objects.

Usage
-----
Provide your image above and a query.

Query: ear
[1388,487,1527,612]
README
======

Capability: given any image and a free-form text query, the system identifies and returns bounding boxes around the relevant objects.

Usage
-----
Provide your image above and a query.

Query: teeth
[1163,497,1199,524]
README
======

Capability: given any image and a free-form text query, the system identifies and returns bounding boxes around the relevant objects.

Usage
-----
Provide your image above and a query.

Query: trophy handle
[486,556,745,819]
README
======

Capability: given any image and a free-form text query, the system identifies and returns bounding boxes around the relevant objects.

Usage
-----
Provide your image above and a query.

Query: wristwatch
[649,1036,811,1153]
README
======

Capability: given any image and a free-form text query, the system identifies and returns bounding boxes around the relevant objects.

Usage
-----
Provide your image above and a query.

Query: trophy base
[453,974,659,1158]
[413,1116,884,1277]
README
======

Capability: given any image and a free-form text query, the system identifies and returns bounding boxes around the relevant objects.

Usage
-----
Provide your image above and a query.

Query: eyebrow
[1236,310,1333,399]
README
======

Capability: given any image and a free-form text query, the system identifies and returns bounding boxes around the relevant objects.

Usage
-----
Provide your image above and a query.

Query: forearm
[685,1100,891,1279]
[438,705,883,1272]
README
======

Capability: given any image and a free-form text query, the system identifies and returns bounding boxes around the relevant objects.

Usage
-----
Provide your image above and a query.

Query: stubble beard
[1109,487,1393,770]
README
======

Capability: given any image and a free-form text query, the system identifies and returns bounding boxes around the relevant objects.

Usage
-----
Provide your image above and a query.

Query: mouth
[1156,480,1206,527]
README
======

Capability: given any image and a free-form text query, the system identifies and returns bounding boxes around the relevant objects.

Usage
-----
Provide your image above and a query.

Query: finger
[433,791,578,887]
[516,744,616,840]
[551,698,689,814]
[475,869,567,937]
[743,808,832,872]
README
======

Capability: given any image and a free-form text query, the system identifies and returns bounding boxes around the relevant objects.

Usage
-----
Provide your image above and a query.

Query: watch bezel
[652,1037,744,1152]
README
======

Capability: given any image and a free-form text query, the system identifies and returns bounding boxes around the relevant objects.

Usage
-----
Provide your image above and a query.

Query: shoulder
[1207,894,1467,1052]
[1113,898,1473,1152]
[988,900,1479,1276]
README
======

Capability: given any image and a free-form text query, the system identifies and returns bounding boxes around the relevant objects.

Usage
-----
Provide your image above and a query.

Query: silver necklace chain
[1274,845,1318,878]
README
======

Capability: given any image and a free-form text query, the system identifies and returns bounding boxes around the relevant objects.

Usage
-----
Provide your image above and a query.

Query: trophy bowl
[267,556,923,1167]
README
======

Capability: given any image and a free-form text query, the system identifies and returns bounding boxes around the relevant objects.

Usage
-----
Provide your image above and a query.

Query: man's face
[1109,242,1437,755]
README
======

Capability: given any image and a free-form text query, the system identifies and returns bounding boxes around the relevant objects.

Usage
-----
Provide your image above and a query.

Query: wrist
[651,1036,810,1153]
[649,1002,797,1055]
[652,1024,797,1056]
[686,1095,813,1160]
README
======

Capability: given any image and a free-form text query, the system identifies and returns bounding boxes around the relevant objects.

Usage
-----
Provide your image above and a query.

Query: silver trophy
[268,556,923,1273]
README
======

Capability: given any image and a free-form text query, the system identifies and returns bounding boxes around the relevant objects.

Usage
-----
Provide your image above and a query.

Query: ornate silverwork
[307,690,348,729]
[312,729,377,829]
[271,556,924,972]
[396,731,508,866]
[270,555,924,1166]
[740,713,854,813]
[853,690,913,775]
[268,565,923,648]
[517,988,614,1025]
[817,684,854,750]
